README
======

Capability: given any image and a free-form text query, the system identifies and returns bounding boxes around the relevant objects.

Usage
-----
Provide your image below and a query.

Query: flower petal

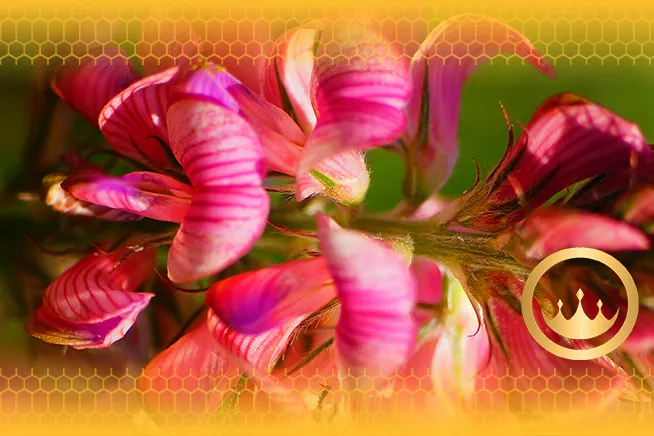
[406,14,554,194]
[617,186,654,234]
[295,150,370,205]
[298,22,411,177]
[516,207,650,259]
[316,214,418,382]
[45,173,143,222]
[62,171,193,223]
[139,319,243,419]
[51,46,138,125]
[205,257,335,335]
[99,67,182,170]
[207,309,303,374]
[263,28,319,135]
[469,94,653,231]
[26,248,155,350]
[165,99,269,284]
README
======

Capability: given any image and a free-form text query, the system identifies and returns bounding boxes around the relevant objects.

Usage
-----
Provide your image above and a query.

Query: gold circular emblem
[522,248,639,360]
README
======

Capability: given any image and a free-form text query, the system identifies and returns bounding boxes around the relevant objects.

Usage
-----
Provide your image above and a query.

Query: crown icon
[541,289,619,340]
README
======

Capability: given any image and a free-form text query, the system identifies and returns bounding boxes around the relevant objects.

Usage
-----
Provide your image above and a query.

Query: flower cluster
[25,13,654,422]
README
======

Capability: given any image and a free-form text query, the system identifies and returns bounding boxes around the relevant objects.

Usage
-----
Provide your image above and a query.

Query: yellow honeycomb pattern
[1,5,654,65]
[0,368,653,426]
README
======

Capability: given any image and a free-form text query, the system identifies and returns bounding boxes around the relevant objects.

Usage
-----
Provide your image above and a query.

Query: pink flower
[26,246,155,350]
[456,93,654,232]
[404,14,555,202]
[53,66,271,284]
[200,214,417,411]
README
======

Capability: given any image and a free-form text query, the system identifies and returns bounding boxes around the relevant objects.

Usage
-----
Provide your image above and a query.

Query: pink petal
[478,94,652,231]
[516,207,650,259]
[51,46,138,125]
[481,296,621,411]
[263,28,319,135]
[99,67,182,170]
[62,171,193,223]
[26,248,155,350]
[206,309,303,375]
[406,14,554,193]
[617,186,654,233]
[139,319,242,418]
[295,150,370,205]
[412,257,444,326]
[476,275,623,412]
[316,214,418,382]
[137,16,203,77]
[298,22,411,177]
[165,99,269,284]
[45,173,143,222]
[205,257,335,335]
[175,64,370,205]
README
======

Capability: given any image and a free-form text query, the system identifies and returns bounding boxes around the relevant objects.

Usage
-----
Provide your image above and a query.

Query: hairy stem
[350,217,530,278]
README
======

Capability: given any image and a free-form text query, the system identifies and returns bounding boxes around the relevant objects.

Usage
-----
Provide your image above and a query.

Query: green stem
[270,212,530,278]
[350,217,531,278]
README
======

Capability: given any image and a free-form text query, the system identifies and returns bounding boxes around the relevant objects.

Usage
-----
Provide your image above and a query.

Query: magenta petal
[298,22,411,177]
[517,207,650,259]
[617,187,654,233]
[295,149,370,205]
[407,14,554,193]
[316,214,418,380]
[263,28,319,135]
[52,46,138,125]
[493,95,651,211]
[45,174,143,222]
[205,257,335,335]
[166,99,269,284]
[207,309,303,374]
[26,248,155,350]
[62,171,193,223]
[99,67,182,170]
[139,319,242,417]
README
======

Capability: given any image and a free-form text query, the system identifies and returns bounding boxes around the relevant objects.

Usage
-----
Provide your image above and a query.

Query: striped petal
[51,46,138,125]
[45,173,143,222]
[99,67,182,170]
[139,318,242,418]
[165,99,269,284]
[316,214,418,382]
[298,22,411,178]
[472,94,652,231]
[26,247,155,350]
[515,207,650,259]
[207,309,303,374]
[205,257,335,335]
[263,28,319,135]
[62,171,193,223]
[406,14,554,197]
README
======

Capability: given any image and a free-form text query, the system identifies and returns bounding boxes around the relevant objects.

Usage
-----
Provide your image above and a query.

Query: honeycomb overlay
[1,6,654,65]
[1,368,654,427]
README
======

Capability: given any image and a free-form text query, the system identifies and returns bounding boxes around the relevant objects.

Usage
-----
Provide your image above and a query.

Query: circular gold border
[522,248,639,361]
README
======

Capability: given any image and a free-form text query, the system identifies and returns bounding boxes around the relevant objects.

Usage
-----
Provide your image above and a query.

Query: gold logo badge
[522,248,639,360]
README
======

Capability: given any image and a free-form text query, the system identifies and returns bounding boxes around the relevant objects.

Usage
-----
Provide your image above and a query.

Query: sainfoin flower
[24,11,654,424]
